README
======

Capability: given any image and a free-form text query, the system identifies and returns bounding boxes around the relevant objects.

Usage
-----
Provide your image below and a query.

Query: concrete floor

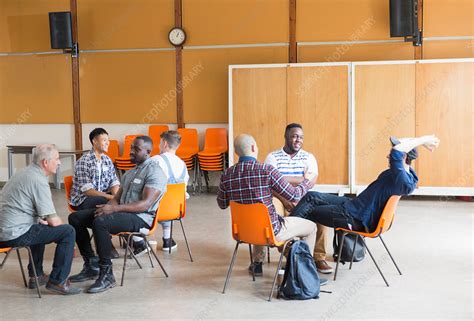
[0,190,472,321]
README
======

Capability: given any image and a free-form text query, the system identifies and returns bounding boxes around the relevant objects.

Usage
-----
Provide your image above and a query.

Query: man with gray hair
[0,144,80,295]
[217,134,318,276]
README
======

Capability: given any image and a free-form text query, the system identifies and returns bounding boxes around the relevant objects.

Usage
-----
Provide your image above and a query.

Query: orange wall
[0,0,472,124]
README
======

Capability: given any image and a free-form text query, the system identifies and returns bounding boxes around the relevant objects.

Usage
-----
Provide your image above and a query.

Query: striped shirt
[265,148,318,178]
[217,158,311,235]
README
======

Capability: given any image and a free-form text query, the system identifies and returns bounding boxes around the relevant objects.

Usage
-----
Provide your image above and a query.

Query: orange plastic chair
[156,183,193,261]
[333,195,402,287]
[149,125,169,156]
[0,246,42,298]
[105,139,120,163]
[115,135,140,171]
[63,176,75,212]
[197,128,228,192]
[201,128,228,154]
[222,201,292,302]
[117,199,169,286]
[176,128,199,193]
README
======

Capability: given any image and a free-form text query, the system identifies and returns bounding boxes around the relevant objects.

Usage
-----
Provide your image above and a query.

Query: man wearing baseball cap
[290,135,440,240]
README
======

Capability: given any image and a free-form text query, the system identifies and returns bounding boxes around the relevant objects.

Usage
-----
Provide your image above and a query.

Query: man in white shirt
[251,123,332,275]
[132,130,189,255]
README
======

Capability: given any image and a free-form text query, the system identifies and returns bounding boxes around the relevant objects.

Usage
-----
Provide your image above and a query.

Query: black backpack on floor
[279,240,320,300]
[333,230,365,264]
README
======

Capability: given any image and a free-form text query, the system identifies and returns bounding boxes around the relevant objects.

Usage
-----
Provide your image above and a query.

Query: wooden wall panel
[183,0,288,45]
[297,0,390,42]
[355,64,416,185]
[415,62,474,187]
[0,55,73,123]
[423,40,474,59]
[232,68,287,163]
[79,51,176,123]
[77,0,174,50]
[0,0,69,52]
[183,46,288,123]
[298,43,414,63]
[424,0,474,37]
[287,66,348,185]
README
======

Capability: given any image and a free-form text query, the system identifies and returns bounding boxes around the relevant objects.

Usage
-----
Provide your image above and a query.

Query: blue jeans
[72,196,108,211]
[0,224,76,284]
[290,192,366,231]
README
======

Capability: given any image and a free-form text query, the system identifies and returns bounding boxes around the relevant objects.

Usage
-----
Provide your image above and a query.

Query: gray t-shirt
[120,158,167,226]
[0,164,56,241]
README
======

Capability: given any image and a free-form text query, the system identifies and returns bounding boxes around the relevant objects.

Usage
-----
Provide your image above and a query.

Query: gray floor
[0,190,472,321]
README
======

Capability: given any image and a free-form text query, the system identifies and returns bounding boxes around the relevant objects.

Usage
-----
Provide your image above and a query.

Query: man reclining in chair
[217,134,317,275]
[290,135,440,248]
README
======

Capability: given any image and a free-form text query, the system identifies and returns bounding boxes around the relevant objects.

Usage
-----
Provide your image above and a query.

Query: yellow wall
[0,0,472,125]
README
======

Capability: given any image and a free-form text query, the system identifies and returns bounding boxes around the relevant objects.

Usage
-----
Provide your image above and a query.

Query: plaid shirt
[70,150,120,206]
[217,157,311,235]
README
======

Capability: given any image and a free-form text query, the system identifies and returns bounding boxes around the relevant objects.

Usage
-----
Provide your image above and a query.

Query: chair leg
[222,242,240,294]
[268,241,290,302]
[333,232,346,281]
[179,219,193,262]
[1,251,10,268]
[349,234,358,270]
[16,249,28,288]
[25,247,41,298]
[143,237,154,268]
[248,244,255,281]
[267,246,270,264]
[379,235,402,275]
[121,235,131,286]
[148,242,168,278]
[169,221,173,254]
[203,171,210,193]
[359,237,389,287]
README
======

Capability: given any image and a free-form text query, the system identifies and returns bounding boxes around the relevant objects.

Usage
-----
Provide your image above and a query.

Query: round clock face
[168,27,186,46]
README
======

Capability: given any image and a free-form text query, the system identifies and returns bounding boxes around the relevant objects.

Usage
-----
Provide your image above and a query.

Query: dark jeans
[69,209,149,265]
[0,224,75,284]
[290,191,366,232]
[72,196,108,211]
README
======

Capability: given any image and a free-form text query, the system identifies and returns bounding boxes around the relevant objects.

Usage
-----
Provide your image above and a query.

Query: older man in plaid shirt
[217,134,317,276]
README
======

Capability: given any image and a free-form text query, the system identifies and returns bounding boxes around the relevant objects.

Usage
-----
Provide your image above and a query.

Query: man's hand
[281,198,296,212]
[422,135,440,151]
[38,218,48,225]
[94,204,116,217]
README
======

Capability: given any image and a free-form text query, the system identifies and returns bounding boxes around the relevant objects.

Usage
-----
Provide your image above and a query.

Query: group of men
[0,129,188,294]
[0,122,439,295]
[218,124,440,278]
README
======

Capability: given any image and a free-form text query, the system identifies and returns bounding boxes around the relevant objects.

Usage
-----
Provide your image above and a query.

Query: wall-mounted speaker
[389,0,416,37]
[49,12,73,49]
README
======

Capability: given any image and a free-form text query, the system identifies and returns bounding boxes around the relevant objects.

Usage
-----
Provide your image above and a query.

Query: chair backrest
[121,134,140,158]
[203,128,228,153]
[176,128,199,156]
[106,139,120,163]
[63,175,74,212]
[149,125,169,156]
[229,201,279,246]
[376,195,401,235]
[155,183,187,226]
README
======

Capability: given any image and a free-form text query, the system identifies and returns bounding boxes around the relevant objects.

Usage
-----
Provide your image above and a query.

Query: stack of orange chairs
[176,128,199,193]
[148,125,169,156]
[106,139,120,164]
[115,134,140,172]
[197,128,228,192]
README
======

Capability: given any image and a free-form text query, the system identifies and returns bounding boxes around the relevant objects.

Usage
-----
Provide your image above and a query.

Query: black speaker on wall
[49,12,73,49]
[389,0,415,37]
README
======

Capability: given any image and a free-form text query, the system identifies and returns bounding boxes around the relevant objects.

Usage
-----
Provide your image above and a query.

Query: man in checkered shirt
[217,134,317,276]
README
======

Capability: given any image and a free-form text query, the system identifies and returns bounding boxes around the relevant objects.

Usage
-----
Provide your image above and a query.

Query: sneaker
[130,241,150,258]
[46,280,82,295]
[315,260,333,274]
[162,238,177,252]
[320,278,329,286]
[248,262,263,276]
[28,273,49,289]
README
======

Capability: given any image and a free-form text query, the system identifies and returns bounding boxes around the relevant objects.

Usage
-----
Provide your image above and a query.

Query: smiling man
[68,136,167,293]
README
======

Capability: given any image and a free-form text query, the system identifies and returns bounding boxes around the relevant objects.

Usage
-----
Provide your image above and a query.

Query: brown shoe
[315,260,333,274]
[46,280,82,295]
[28,273,49,289]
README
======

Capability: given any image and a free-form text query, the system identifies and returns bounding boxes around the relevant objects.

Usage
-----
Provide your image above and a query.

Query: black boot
[69,256,99,283]
[87,264,116,294]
